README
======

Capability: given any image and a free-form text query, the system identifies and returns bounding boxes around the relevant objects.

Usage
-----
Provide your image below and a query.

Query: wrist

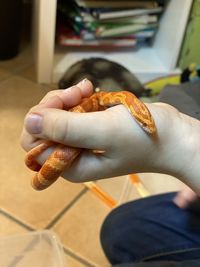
[176,113,200,194]
[147,103,200,194]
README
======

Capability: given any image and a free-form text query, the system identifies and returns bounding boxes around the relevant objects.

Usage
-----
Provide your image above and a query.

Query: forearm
[147,103,200,194]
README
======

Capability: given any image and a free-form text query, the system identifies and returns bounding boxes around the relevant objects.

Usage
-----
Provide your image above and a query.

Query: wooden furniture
[33,0,193,84]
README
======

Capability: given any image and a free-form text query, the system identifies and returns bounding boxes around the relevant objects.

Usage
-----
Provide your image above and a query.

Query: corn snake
[25,91,157,192]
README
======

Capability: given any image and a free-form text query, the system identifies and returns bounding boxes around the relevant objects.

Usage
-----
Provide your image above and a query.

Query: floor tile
[0,68,11,81]
[19,64,36,82]
[52,192,110,267]
[19,64,59,90]
[119,173,185,202]
[64,252,91,267]
[0,46,33,74]
[0,213,28,237]
[97,173,185,205]
[0,76,84,229]
[139,173,185,195]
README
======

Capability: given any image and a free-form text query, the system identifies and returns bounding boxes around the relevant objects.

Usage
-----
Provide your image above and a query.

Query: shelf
[33,0,193,83]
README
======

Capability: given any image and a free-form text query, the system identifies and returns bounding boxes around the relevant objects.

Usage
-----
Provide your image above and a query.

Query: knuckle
[39,90,63,104]
[29,104,38,114]
[50,113,69,144]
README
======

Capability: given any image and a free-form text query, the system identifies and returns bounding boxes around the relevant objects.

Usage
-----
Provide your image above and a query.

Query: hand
[21,78,93,151]
[21,80,200,195]
[173,187,198,209]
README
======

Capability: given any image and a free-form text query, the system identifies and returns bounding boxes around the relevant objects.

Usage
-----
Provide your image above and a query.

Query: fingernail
[25,113,43,134]
[77,78,88,87]
[63,79,88,92]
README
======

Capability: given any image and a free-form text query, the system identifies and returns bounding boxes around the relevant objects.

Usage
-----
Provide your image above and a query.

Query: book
[59,37,137,47]
[133,29,156,38]
[92,7,163,20]
[95,23,158,38]
[56,1,164,49]
[57,24,137,47]
[85,15,158,31]
[74,0,159,9]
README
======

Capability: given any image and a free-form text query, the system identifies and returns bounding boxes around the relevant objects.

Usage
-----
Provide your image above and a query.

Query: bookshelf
[33,0,193,84]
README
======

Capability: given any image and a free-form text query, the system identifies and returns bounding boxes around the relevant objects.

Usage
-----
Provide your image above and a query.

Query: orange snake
[25,91,157,193]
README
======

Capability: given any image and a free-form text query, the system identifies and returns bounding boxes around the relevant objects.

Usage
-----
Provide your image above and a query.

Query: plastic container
[0,230,66,267]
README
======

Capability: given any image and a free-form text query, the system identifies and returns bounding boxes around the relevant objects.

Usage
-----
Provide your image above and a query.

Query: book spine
[96,24,157,38]
[97,7,163,20]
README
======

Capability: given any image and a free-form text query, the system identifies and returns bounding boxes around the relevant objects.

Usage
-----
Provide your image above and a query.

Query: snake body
[25,91,157,190]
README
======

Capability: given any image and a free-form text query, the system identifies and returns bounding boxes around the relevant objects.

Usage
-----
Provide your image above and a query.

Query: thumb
[24,107,112,150]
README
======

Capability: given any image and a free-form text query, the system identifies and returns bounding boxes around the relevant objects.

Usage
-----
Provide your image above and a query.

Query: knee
[100,206,137,264]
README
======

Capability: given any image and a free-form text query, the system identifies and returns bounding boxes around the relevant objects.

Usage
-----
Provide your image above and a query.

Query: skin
[21,79,200,208]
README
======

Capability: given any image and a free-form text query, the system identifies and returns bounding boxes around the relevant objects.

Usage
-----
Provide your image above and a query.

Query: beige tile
[0,213,28,236]
[139,173,185,195]
[0,68,11,81]
[110,173,185,203]
[52,192,110,267]
[0,76,84,228]
[19,64,59,90]
[97,173,185,205]
[0,46,33,74]
[64,253,89,267]
[19,64,37,82]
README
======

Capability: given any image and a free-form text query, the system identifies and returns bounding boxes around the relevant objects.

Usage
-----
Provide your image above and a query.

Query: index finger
[39,78,93,109]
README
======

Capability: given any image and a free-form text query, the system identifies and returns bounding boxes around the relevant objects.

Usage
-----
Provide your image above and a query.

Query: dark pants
[100,193,200,266]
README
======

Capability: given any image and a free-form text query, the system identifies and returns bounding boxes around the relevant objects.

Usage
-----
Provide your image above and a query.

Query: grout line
[45,188,97,266]
[45,188,88,229]
[0,208,94,266]
[0,209,35,231]
[63,247,96,267]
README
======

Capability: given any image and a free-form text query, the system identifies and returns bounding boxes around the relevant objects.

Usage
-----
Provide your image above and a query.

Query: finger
[39,78,93,108]
[59,79,94,109]
[20,128,44,151]
[21,79,94,151]
[21,94,65,152]
[34,87,82,110]
[25,108,112,150]
[39,89,64,104]
[62,150,112,182]
[75,78,94,98]
[31,147,114,183]
[173,187,197,209]
[22,86,82,151]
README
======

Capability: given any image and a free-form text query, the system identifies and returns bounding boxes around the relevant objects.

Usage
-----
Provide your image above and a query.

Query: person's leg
[100,192,200,265]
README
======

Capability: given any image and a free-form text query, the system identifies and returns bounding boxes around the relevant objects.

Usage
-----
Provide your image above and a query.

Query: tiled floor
[0,46,185,267]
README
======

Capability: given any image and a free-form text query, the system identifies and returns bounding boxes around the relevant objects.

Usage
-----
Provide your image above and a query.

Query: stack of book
[56,0,167,49]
